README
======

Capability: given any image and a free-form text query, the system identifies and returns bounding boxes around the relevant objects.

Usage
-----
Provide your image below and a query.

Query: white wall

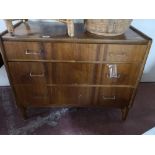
[132,20,155,82]
[0,19,155,83]
[0,20,6,31]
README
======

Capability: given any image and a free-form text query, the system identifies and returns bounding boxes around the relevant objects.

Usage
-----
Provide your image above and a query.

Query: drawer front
[44,43,100,61]
[50,86,93,106]
[97,87,133,107]
[9,62,140,86]
[14,85,50,106]
[47,63,99,84]
[4,42,147,63]
[106,44,147,62]
[101,63,140,85]
[4,41,47,60]
[8,62,47,84]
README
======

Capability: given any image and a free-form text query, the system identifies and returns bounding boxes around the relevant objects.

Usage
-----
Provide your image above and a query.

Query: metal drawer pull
[25,49,41,55]
[103,95,116,100]
[107,64,120,79]
[109,52,127,57]
[30,72,44,77]
[41,35,51,38]
[107,73,120,79]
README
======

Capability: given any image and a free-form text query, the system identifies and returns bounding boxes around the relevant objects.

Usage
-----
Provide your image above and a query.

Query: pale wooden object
[4,19,27,35]
[58,19,74,37]
[4,20,14,34]
[4,19,74,37]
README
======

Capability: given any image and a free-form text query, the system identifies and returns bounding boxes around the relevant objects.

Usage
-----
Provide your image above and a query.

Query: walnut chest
[0,20,152,120]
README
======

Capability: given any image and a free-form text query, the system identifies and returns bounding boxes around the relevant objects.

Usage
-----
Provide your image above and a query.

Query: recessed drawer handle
[25,49,41,55]
[30,72,44,77]
[109,52,127,57]
[103,95,116,100]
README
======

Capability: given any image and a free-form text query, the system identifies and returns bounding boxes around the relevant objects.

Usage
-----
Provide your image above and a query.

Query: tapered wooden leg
[20,107,28,120]
[121,107,129,121]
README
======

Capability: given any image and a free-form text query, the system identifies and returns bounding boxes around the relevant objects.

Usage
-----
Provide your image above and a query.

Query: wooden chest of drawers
[0,21,152,120]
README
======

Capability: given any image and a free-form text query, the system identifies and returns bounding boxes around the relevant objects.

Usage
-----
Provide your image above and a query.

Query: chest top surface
[1,20,151,44]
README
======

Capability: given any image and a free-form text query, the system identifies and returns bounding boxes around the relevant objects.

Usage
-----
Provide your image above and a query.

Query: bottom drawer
[14,85,133,108]
[14,85,50,106]
[97,87,133,107]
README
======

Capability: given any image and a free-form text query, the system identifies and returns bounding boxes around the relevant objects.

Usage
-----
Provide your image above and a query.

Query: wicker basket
[84,19,132,36]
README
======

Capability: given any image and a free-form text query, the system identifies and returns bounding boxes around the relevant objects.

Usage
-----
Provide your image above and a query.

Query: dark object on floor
[0,83,155,135]
[0,53,3,67]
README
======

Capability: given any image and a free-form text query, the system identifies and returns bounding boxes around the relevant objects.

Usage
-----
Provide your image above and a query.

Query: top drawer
[106,44,147,62]
[4,41,147,62]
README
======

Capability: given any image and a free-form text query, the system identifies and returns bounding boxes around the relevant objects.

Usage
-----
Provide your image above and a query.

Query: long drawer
[4,41,147,62]
[8,62,140,85]
[13,85,133,108]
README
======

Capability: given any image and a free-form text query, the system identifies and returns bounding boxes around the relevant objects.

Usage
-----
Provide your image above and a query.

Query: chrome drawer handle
[30,72,44,77]
[103,95,116,100]
[107,73,121,79]
[25,49,41,55]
